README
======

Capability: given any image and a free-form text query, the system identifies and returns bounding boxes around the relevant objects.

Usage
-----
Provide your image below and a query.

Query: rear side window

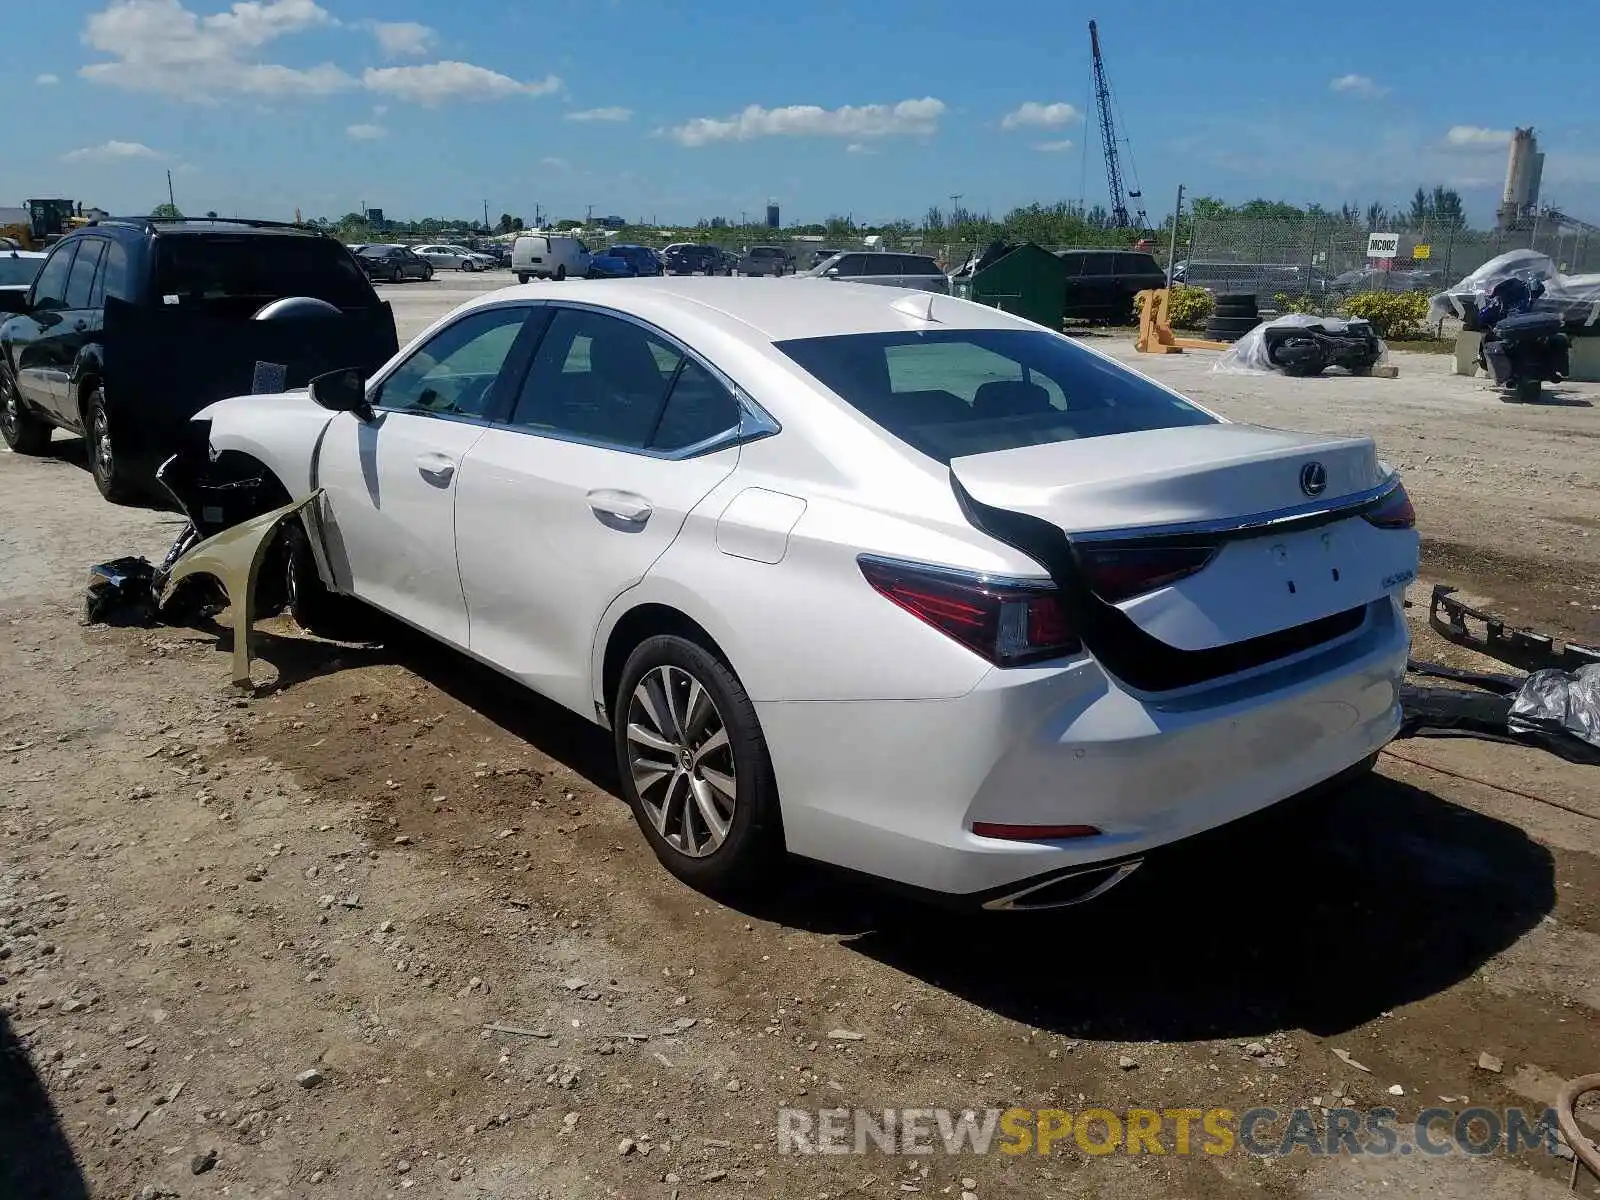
[31,243,78,310]
[901,256,942,276]
[652,359,739,451]
[65,240,106,308]
[99,240,132,302]
[1057,252,1085,276]
[154,235,373,307]
[775,329,1215,464]
[1115,253,1161,274]
[1080,254,1114,276]
[860,256,898,276]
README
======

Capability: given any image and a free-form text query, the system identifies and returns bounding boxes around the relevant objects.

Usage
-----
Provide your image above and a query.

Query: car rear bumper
[756,597,1408,902]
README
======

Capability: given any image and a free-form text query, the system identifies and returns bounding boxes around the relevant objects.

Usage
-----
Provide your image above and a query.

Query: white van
[512,233,593,282]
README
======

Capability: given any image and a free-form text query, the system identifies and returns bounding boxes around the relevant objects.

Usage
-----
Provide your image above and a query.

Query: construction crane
[1088,20,1146,230]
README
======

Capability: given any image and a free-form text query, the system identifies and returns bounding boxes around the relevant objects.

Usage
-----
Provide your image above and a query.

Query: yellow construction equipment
[1134,288,1231,354]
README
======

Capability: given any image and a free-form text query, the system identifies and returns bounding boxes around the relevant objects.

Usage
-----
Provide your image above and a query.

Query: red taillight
[972,822,1102,841]
[1362,482,1416,530]
[1076,544,1218,604]
[858,556,1080,667]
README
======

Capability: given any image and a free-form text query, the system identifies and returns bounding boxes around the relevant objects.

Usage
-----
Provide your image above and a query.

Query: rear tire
[390,266,403,284]
[517,273,530,284]
[85,387,138,504]
[555,265,567,281]
[614,635,783,896]
[0,367,51,455]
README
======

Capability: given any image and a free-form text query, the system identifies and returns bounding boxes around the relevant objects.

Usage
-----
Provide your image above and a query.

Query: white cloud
[345,122,385,140]
[1329,73,1387,99]
[845,143,875,156]
[371,103,387,116]
[366,20,434,57]
[79,0,351,100]
[1445,125,1512,149]
[62,140,163,163]
[37,73,61,85]
[1000,101,1080,131]
[363,61,561,105]
[1033,139,1074,153]
[540,156,570,170]
[670,97,944,146]
[565,106,632,122]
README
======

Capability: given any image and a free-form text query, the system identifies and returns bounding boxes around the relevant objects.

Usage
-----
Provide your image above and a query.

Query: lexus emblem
[1299,461,1328,497]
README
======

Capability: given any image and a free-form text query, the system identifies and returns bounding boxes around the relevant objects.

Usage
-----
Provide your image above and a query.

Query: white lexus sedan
[413,244,495,272]
[184,278,1419,909]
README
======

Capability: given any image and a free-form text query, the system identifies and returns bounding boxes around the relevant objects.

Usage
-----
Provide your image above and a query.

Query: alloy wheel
[626,665,737,858]
[0,377,18,440]
[91,407,114,482]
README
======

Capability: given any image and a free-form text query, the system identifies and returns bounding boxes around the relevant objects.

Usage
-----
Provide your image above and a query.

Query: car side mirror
[824,267,840,278]
[309,367,373,421]
[0,290,30,316]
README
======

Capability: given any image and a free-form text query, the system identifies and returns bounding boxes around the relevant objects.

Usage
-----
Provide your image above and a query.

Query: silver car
[801,250,950,293]
[412,244,495,272]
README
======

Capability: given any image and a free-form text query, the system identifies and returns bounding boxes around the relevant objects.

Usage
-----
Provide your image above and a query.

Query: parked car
[798,251,950,294]
[663,244,728,276]
[512,233,593,282]
[738,246,793,277]
[0,249,46,297]
[413,244,496,272]
[586,253,637,279]
[356,244,434,283]
[810,248,845,268]
[1054,249,1167,322]
[0,217,397,501]
[1056,248,1171,321]
[1170,260,1332,301]
[600,244,663,276]
[168,277,1418,906]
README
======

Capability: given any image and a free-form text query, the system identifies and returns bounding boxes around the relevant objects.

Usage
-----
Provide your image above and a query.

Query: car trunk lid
[950,424,1417,690]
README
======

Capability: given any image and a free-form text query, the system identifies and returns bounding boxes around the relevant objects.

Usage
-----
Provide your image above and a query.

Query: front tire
[517,273,530,284]
[85,387,137,504]
[555,265,567,281]
[615,635,783,895]
[390,266,403,284]
[0,367,51,455]
[282,519,365,640]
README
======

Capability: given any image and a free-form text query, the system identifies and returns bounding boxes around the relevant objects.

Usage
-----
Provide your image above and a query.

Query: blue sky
[5,0,1597,227]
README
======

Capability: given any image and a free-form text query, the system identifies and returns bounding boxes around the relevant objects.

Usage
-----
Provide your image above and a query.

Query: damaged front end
[86,419,323,688]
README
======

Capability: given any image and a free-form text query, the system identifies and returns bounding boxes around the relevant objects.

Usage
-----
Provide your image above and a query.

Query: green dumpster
[952,242,1068,329]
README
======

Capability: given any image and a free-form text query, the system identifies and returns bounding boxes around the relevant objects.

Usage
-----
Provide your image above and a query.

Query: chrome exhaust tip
[982,860,1143,912]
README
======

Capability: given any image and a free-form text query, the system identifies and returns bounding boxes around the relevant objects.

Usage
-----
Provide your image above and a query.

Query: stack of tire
[1205,292,1262,343]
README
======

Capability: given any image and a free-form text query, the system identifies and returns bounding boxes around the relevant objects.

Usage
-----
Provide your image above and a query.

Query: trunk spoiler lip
[997,473,1405,549]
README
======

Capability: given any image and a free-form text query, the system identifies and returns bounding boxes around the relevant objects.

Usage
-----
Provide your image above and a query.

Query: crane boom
[1088,20,1145,230]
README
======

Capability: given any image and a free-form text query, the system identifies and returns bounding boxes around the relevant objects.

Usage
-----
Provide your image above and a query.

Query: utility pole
[1165,183,1185,287]
[167,170,175,209]
[948,194,963,224]
[585,204,594,226]
[483,199,490,230]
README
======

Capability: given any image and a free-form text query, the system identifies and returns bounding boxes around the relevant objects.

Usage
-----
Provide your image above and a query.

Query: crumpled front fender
[159,491,323,688]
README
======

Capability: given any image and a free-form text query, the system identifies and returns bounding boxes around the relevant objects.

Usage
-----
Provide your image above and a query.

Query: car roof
[454,276,1034,343]
[3,249,47,260]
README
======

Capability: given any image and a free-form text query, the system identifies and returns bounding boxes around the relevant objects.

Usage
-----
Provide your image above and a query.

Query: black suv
[0,217,397,502]
[1055,248,1167,321]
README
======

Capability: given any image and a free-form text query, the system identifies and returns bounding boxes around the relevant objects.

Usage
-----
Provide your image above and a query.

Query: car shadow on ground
[0,1013,89,1199]
[751,770,1556,1043]
[194,615,1556,1043]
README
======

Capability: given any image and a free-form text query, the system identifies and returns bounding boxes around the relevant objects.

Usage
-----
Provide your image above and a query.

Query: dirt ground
[2,276,1597,1200]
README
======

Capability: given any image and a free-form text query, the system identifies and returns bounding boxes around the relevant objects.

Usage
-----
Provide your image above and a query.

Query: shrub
[1339,290,1430,339]
[1273,292,1325,315]
[1137,284,1213,329]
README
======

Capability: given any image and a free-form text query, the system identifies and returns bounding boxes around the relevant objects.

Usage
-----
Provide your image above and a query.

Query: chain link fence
[1177,216,1599,304]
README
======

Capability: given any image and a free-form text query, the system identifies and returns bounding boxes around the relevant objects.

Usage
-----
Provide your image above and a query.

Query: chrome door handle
[416,452,455,485]
[586,489,653,524]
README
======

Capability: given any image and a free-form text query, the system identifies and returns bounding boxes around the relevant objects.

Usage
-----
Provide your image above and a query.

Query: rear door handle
[586,489,653,524]
[416,452,455,485]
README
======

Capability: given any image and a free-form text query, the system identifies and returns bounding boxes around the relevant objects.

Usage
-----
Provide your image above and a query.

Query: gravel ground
[1,275,1596,1200]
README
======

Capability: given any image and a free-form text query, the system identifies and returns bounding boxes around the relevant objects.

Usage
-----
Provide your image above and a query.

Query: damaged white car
[158,277,1420,908]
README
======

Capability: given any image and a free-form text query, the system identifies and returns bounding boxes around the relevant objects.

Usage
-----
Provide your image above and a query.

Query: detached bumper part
[158,491,324,688]
[86,557,160,626]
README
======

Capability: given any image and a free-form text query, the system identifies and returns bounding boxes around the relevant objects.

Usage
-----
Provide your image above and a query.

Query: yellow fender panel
[159,491,323,688]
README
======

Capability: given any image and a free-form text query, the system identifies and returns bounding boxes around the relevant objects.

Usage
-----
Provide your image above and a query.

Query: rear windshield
[775,329,1216,464]
[154,235,375,308]
[0,257,42,287]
